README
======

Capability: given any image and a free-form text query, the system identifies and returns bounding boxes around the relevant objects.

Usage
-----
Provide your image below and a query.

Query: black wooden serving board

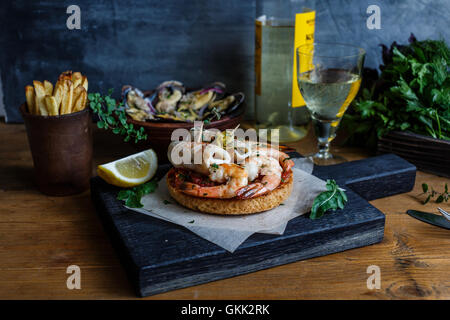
[90,153,416,297]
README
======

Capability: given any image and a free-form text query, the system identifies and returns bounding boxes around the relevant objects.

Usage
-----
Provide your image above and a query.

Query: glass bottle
[254,0,315,143]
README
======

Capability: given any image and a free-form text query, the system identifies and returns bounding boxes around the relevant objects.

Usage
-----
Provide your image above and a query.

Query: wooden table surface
[0,119,449,300]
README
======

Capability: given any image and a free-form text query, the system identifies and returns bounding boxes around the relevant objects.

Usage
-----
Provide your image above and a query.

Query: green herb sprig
[211,107,222,120]
[117,180,158,208]
[310,179,348,219]
[88,90,147,143]
[342,37,450,148]
[420,182,449,204]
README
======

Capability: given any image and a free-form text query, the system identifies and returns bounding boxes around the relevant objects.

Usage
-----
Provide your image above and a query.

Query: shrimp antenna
[194,121,203,144]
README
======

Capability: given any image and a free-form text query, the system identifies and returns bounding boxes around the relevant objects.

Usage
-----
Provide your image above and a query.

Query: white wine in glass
[297,43,365,165]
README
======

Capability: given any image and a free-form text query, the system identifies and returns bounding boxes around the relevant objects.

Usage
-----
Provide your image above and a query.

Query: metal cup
[20,103,93,196]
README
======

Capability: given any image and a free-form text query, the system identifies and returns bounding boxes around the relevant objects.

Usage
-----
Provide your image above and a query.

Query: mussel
[123,85,155,121]
[155,81,184,113]
[122,81,244,122]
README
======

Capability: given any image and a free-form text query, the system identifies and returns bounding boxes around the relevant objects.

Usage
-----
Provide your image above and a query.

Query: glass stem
[313,118,334,159]
[318,140,330,157]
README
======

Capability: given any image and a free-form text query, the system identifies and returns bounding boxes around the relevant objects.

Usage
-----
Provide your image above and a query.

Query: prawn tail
[281,156,294,173]
[281,169,292,182]
[285,159,294,171]
[236,183,268,199]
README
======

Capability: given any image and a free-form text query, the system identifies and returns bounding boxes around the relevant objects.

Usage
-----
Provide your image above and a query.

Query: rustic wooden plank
[0,266,134,299]
[1,256,448,300]
[314,153,416,201]
[0,221,119,269]
[148,258,450,300]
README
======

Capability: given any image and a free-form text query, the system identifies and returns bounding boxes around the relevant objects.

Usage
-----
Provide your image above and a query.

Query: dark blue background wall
[0,0,448,122]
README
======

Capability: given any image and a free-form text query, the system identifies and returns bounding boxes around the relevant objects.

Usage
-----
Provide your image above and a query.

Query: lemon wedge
[97,149,158,187]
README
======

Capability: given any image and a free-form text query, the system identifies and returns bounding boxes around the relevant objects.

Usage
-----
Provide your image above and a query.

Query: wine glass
[296,43,365,165]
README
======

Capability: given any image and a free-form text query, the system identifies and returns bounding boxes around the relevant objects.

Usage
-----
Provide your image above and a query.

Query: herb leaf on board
[310,179,348,219]
[117,180,158,208]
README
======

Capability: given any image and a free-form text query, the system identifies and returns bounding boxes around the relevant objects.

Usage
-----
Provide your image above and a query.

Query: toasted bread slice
[167,168,293,215]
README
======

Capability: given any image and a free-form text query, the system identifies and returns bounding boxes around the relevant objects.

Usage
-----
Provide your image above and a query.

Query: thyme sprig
[420,183,449,204]
[88,89,147,143]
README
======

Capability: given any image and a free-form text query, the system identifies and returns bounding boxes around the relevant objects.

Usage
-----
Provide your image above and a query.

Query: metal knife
[406,210,450,230]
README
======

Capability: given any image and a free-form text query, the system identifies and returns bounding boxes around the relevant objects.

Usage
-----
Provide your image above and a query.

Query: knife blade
[406,210,450,230]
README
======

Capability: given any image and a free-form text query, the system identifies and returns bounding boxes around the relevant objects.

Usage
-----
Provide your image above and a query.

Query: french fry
[25,85,36,114]
[73,85,84,104]
[72,79,82,88]
[43,80,53,96]
[57,80,67,114]
[60,80,74,115]
[72,87,87,112]
[53,80,64,109]
[25,71,87,116]
[58,70,72,82]
[33,80,48,116]
[71,72,83,88]
[80,90,87,111]
[81,76,88,92]
[44,95,59,116]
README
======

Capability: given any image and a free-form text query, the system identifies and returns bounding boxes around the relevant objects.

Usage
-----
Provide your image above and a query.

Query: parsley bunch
[117,180,158,208]
[310,179,348,219]
[88,90,147,143]
[342,36,450,148]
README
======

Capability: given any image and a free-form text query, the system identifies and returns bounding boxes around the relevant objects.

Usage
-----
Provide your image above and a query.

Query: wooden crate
[378,131,450,178]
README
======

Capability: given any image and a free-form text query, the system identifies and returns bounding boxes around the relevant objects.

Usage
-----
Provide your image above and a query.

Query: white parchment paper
[128,158,326,252]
